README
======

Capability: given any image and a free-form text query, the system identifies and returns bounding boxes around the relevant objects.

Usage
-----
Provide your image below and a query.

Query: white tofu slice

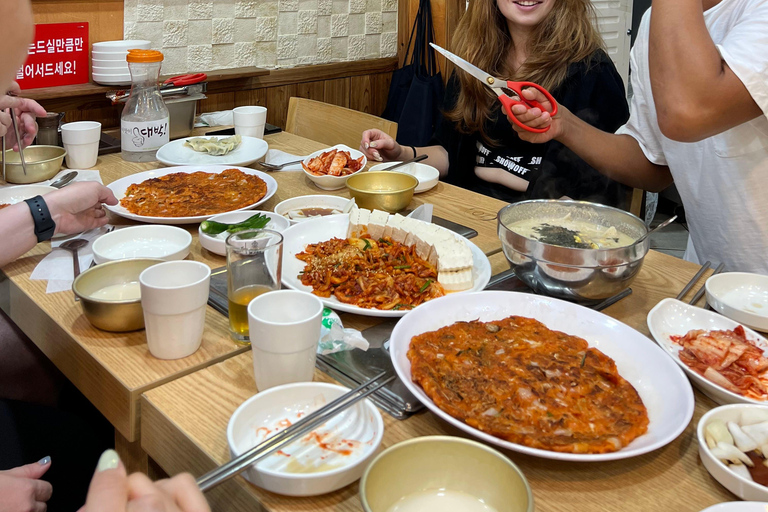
[385,214,409,243]
[434,238,473,272]
[405,219,433,259]
[402,217,426,248]
[346,205,359,237]
[368,210,389,239]
[354,208,371,236]
[438,267,474,291]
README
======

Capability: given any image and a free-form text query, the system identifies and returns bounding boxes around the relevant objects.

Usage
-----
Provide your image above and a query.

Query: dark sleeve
[527,52,631,207]
[430,73,467,186]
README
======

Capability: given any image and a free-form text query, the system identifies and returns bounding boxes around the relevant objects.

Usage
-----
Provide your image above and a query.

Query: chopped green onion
[362,238,372,250]
[394,265,411,269]
[580,352,587,367]
[418,279,433,293]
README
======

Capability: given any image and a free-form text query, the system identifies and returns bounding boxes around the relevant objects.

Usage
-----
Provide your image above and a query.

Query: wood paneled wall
[32,0,124,46]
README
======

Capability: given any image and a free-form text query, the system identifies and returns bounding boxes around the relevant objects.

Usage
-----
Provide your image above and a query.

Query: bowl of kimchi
[301,144,367,191]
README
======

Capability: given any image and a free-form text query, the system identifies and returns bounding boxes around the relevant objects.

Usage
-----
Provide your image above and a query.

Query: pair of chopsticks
[677,260,726,306]
[2,92,27,176]
[196,372,396,492]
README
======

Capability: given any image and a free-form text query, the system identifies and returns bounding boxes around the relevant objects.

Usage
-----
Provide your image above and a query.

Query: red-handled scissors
[430,44,558,133]
[163,73,207,87]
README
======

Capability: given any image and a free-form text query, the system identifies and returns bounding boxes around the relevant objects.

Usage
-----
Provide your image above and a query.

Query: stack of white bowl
[92,40,151,86]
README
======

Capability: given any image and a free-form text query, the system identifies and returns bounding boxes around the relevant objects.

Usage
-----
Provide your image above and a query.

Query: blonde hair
[447,0,604,142]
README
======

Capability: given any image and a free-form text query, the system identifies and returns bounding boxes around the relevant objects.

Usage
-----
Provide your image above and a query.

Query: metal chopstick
[676,260,711,300]
[196,372,396,492]
[7,105,26,176]
[689,262,726,306]
[593,288,632,311]
[1,134,5,181]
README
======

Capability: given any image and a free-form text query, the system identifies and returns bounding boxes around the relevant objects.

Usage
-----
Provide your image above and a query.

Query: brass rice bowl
[3,145,66,184]
[345,171,418,213]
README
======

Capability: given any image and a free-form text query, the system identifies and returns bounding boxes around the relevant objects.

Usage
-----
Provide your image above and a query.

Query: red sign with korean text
[16,23,89,90]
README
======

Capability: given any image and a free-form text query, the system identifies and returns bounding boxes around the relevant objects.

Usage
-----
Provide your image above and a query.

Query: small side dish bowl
[346,171,418,213]
[706,273,768,332]
[91,225,192,264]
[274,195,353,224]
[227,382,384,497]
[0,185,56,207]
[369,161,440,193]
[73,258,163,332]
[360,436,534,512]
[302,144,367,191]
[198,210,291,256]
[3,146,66,184]
[697,404,768,502]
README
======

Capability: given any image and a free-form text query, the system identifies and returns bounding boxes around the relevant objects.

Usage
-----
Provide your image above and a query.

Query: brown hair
[446,0,604,142]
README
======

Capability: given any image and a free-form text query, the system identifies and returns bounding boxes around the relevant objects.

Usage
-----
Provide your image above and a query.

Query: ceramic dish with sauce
[227,382,383,496]
[369,161,440,194]
[273,195,354,224]
[91,225,192,264]
[198,210,291,256]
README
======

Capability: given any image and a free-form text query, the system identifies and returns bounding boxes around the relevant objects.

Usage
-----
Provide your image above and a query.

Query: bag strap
[403,0,423,66]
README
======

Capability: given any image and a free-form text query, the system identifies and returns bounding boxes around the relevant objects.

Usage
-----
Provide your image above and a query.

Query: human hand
[507,88,567,144]
[43,182,118,236]
[79,450,210,512]
[0,83,47,150]
[0,457,53,512]
[360,129,402,162]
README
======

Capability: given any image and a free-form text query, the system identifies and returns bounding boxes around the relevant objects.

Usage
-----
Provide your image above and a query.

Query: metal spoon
[59,238,89,299]
[50,171,77,188]
[634,215,678,245]
[380,154,428,172]
[258,159,304,171]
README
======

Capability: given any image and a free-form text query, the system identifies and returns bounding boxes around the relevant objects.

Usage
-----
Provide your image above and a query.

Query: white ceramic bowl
[92,40,150,51]
[302,144,367,191]
[706,272,768,332]
[91,59,129,69]
[0,185,56,207]
[369,161,440,193]
[92,66,130,75]
[274,195,353,224]
[93,75,132,86]
[92,225,192,264]
[198,211,291,256]
[700,503,768,512]
[91,52,129,61]
[227,382,384,496]
[697,404,768,501]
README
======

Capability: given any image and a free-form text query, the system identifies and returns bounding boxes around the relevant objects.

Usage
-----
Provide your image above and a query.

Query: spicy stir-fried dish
[672,326,768,400]
[120,168,267,217]
[295,234,444,310]
[302,149,365,177]
[408,316,649,454]
[0,203,11,210]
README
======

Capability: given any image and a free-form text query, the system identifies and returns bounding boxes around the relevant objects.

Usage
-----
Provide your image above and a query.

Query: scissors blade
[430,43,495,87]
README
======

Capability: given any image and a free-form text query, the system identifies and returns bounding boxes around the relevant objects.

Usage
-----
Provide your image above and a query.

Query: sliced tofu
[402,217,426,248]
[353,208,371,236]
[434,238,473,272]
[368,209,389,239]
[346,205,359,237]
[438,267,474,291]
[385,214,409,243]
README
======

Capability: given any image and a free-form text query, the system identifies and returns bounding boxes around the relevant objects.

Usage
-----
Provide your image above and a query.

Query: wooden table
[0,129,509,471]
[140,249,734,512]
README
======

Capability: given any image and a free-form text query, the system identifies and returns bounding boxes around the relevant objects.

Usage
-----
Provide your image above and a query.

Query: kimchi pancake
[119,168,267,218]
[408,315,649,454]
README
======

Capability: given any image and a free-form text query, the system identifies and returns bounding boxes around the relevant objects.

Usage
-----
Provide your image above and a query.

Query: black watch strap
[24,196,56,242]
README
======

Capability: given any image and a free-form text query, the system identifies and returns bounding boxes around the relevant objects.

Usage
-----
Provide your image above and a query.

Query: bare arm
[359,129,450,177]
[649,0,762,142]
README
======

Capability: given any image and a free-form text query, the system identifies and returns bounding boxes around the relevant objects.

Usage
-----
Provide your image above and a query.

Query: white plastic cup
[61,121,101,168]
[139,261,211,360]
[247,290,323,391]
[233,106,267,139]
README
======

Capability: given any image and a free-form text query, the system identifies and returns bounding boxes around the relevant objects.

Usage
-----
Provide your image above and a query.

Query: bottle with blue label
[121,49,170,162]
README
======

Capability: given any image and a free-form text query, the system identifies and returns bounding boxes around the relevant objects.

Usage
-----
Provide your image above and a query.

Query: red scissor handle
[163,73,207,87]
[498,81,558,134]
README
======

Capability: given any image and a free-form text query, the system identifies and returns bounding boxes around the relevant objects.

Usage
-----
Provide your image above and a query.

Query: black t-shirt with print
[432,49,631,207]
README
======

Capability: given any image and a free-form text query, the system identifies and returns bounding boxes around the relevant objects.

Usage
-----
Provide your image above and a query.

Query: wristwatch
[24,195,56,242]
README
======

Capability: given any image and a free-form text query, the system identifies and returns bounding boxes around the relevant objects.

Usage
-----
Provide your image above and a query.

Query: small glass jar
[35,112,64,146]
[120,49,170,162]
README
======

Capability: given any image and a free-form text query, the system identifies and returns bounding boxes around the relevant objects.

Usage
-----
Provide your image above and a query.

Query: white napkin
[43,169,103,186]
[264,149,304,171]
[30,225,113,293]
[406,204,433,223]
[194,110,234,127]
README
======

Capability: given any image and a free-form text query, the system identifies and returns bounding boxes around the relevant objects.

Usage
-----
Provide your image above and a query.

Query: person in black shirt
[359,0,630,208]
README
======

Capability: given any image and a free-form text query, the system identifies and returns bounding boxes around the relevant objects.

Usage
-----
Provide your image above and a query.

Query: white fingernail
[38,456,51,466]
[370,141,377,148]
[96,449,120,472]
[364,142,369,149]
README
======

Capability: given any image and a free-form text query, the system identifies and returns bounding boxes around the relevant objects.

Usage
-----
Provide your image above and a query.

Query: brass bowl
[345,171,418,213]
[73,258,164,332]
[360,436,534,512]
[3,145,67,184]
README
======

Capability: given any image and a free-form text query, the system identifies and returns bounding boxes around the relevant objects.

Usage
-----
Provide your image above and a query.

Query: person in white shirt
[506,0,768,274]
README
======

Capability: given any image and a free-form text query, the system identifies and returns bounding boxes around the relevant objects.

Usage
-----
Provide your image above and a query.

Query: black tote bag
[381,0,444,146]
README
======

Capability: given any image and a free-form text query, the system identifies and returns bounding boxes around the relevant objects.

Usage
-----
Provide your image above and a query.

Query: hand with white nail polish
[359,129,402,162]
[0,456,53,512]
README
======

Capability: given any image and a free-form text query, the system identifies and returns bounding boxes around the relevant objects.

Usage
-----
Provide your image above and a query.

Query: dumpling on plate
[184,135,242,156]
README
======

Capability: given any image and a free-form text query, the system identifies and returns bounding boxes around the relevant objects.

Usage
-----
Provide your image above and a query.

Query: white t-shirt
[617,1,768,274]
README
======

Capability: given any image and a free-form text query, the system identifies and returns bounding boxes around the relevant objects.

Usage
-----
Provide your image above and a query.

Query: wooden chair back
[285,97,398,149]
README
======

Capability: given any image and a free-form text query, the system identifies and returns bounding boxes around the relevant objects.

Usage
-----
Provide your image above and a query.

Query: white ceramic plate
[706,272,768,332]
[647,298,768,405]
[198,210,291,256]
[369,161,440,193]
[302,144,367,191]
[0,185,56,206]
[105,165,278,225]
[92,225,192,264]
[281,215,491,318]
[389,290,695,461]
[273,195,354,225]
[700,505,768,512]
[156,135,269,167]
[227,382,383,496]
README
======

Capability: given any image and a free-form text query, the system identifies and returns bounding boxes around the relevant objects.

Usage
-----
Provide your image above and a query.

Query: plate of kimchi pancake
[648,298,768,406]
[280,216,492,318]
[389,291,695,461]
[105,165,278,225]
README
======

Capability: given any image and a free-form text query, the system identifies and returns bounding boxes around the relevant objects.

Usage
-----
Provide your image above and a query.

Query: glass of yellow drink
[225,229,283,344]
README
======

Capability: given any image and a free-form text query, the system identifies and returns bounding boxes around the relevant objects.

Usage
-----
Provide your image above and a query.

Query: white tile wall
[125,0,398,73]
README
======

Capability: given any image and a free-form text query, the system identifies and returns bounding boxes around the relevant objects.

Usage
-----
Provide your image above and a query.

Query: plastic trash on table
[318,308,369,355]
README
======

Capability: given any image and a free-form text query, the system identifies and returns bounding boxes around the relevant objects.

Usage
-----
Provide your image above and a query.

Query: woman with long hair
[360,0,630,207]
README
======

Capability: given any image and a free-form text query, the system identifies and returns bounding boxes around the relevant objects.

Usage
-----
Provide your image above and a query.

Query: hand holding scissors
[430,43,558,133]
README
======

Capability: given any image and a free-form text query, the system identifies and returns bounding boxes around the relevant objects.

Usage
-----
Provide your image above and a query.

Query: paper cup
[64,141,99,168]
[61,121,101,144]
[234,124,265,138]
[233,106,267,139]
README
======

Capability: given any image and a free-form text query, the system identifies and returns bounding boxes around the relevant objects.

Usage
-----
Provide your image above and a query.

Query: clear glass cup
[225,229,283,345]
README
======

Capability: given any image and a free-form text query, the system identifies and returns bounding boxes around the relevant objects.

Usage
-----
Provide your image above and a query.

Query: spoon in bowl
[50,171,78,188]
[59,238,89,300]
[634,215,678,246]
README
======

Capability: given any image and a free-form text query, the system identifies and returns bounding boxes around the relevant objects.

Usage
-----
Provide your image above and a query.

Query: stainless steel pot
[497,200,650,302]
